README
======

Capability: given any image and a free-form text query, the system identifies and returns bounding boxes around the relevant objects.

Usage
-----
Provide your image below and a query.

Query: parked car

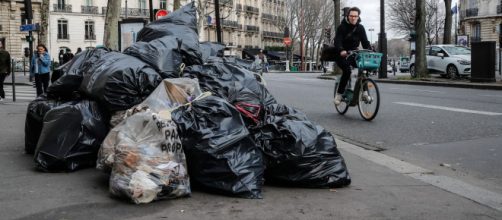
[409,45,471,78]
[399,56,410,72]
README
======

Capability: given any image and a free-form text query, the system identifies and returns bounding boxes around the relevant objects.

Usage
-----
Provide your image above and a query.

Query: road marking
[479,94,502,98]
[338,140,502,212]
[389,87,442,93]
[4,87,37,101]
[394,102,502,116]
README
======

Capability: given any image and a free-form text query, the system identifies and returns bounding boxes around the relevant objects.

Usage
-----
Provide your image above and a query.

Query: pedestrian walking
[0,41,11,102]
[31,44,51,96]
[392,60,397,76]
[62,48,74,64]
[76,47,82,55]
[258,49,268,73]
[58,49,64,65]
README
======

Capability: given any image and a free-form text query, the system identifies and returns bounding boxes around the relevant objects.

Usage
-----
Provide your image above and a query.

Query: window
[139,0,146,9]
[85,21,95,40]
[58,0,66,8]
[160,0,167,9]
[472,23,481,42]
[84,0,93,6]
[21,11,27,25]
[57,19,69,39]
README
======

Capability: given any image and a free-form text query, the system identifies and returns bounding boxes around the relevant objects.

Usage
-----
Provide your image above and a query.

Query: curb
[317,76,502,91]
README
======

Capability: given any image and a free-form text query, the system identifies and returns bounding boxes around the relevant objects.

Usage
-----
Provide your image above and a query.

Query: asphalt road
[263,72,502,194]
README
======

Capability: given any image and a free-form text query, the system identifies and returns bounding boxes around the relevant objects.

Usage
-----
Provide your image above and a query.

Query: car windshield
[443,46,471,55]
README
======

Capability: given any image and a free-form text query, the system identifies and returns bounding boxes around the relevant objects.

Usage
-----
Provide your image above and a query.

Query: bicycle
[334,49,382,121]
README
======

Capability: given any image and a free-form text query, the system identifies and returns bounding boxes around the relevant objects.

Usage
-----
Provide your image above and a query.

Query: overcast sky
[345,0,458,42]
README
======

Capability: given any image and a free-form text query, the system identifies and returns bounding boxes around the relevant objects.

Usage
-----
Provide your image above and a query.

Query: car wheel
[446,65,458,79]
[410,65,416,78]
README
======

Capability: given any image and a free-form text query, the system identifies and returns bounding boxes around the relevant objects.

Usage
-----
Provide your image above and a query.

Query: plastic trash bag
[199,42,225,63]
[98,110,191,204]
[172,96,264,199]
[48,48,111,100]
[256,104,351,188]
[24,95,63,154]
[124,36,184,79]
[34,100,109,172]
[79,51,162,113]
[136,2,202,66]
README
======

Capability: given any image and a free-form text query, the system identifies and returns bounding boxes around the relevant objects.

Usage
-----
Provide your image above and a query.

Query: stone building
[459,0,502,46]
[0,0,285,60]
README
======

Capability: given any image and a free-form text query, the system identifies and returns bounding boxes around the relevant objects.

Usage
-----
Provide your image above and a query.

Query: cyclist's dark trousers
[335,55,353,94]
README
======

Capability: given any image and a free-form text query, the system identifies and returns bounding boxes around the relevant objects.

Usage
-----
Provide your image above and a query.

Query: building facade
[459,0,502,46]
[1,0,285,60]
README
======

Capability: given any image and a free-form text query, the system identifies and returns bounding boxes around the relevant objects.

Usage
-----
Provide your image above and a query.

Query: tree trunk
[104,0,121,51]
[174,0,181,11]
[416,0,428,77]
[443,0,452,44]
[39,0,49,45]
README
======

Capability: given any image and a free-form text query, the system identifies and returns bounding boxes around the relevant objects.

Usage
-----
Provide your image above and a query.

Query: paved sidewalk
[1,99,501,219]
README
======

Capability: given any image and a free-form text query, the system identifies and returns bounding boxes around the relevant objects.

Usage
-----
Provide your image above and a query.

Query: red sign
[283,37,292,46]
[155,9,168,20]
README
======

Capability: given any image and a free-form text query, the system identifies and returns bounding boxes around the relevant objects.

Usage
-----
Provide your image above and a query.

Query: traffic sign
[20,23,39,32]
[283,37,292,46]
[155,9,168,20]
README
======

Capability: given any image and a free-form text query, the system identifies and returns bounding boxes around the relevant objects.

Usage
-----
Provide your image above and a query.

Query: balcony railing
[244,5,259,14]
[236,4,242,12]
[57,34,70,40]
[219,0,233,7]
[53,4,72,13]
[245,25,259,32]
[81,5,98,14]
[85,34,96,40]
[221,20,239,29]
[263,31,282,39]
[466,8,478,17]
[102,7,149,17]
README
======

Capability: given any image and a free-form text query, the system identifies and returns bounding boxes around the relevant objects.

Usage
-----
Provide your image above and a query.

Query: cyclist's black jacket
[333,17,371,56]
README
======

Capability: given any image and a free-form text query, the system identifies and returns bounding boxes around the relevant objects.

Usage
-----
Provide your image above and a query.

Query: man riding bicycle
[333,7,372,105]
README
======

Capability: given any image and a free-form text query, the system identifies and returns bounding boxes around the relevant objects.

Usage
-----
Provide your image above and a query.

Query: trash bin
[471,41,496,82]
[290,66,298,72]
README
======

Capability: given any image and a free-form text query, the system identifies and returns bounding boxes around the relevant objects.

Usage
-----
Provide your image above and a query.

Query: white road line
[389,87,442,93]
[394,102,502,116]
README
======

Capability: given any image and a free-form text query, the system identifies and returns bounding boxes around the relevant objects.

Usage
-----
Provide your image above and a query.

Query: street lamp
[368,28,374,44]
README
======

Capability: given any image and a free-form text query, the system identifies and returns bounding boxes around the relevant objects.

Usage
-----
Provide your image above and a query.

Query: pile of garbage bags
[24,2,350,204]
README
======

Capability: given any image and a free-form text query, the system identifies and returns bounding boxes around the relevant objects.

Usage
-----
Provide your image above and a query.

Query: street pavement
[1,71,502,219]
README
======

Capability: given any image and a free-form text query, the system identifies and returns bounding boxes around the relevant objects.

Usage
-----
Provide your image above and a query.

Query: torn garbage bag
[172,96,264,199]
[99,110,190,204]
[257,104,351,188]
[124,36,184,79]
[48,48,111,100]
[79,51,162,112]
[34,100,109,172]
[136,2,202,66]
[24,95,64,154]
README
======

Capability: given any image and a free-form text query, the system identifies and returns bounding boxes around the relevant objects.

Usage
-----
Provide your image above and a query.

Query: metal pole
[378,0,387,78]
[300,0,304,71]
[23,57,26,76]
[125,0,128,19]
[149,0,154,22]
[215,0,222,43]
[11,59,16,102]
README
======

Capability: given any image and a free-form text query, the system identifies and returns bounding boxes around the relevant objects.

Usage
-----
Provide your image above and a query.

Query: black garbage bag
[199,42,225,63]
[124,36,184,79]
[221,57,254,70]
[184,61,276,125]
[256,104,351,188]
[34,100,109,172]
[24,95,63,154]
[172,96,264,199]
[79,52,162,112]
[48,48,111,100]
[136,2,202,66]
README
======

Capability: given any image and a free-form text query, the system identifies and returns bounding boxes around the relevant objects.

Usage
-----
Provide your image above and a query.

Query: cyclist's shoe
[362,91,372,102]
[334,93,343,105]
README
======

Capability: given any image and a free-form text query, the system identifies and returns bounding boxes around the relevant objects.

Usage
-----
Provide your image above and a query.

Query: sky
[345,0,459,43]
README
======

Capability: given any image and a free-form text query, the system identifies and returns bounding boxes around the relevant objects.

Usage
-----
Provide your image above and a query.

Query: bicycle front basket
[357,52,383,71]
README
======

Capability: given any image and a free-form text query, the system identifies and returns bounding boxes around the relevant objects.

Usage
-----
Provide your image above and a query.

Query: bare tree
[103,0,121,50]
[174,0,181,11]
[415,0,428,78]
[39,0,50,45]
[387,0,444,44]
[443,0,452,44]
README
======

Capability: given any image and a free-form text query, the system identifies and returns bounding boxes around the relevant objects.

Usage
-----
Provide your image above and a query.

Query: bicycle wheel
[334,80,349,114]
[358,78,380,121]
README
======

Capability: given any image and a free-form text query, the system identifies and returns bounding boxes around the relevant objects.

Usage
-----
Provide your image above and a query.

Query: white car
[409,45,471,78]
